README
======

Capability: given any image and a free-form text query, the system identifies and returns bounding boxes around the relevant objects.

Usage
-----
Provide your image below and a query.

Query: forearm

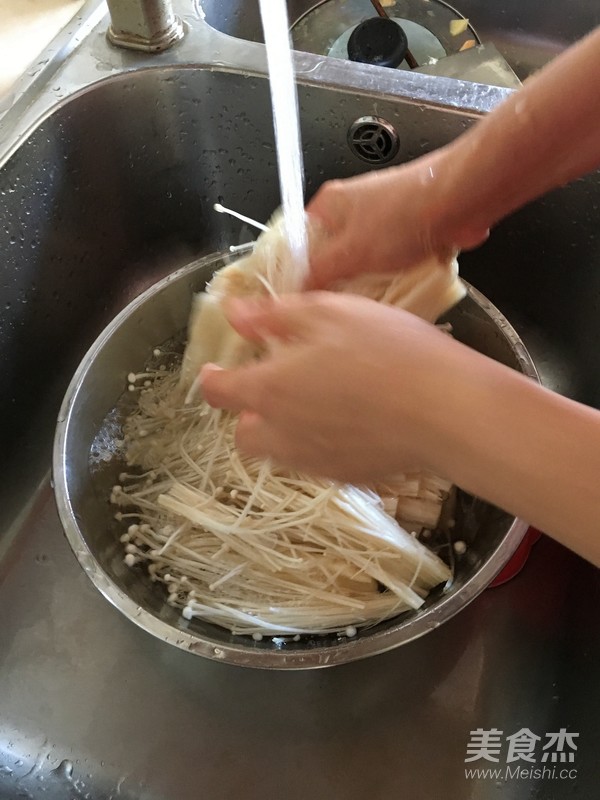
[432,26,600,249]
[420,351,600,565]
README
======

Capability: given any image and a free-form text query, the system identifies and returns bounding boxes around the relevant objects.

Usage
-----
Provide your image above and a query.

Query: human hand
[200,292,468,482]
[306,150,489,289]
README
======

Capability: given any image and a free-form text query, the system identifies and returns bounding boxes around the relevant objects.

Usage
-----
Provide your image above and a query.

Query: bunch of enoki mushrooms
[110,213,466,638]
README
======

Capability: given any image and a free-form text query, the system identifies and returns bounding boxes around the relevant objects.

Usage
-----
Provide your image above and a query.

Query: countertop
[0,0,84,99]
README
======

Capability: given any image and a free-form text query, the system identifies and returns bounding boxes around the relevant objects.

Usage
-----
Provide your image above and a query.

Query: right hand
[306,150,489,289]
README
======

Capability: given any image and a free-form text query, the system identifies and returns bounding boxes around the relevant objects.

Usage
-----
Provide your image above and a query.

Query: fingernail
[185,371,204,405]
[199,362,222,381]
[223,296,257,321]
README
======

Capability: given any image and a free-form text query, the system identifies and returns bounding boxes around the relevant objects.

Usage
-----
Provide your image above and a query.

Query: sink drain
[347,116,400,164]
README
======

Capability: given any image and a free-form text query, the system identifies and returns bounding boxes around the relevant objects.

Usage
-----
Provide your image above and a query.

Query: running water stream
[258,0,309,286]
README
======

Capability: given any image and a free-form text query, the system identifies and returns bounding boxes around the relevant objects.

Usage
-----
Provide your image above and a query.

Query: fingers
[306,183,350,290]
[201,372,293,466]
[235,410,279,461]
[235,410,310,474]
[222,297,292,343]
[452,225,491,252]
[201,294,329,413]
[223,294,319,342]
[305,180,347,234]
[200,362,258,414]
[306,243,355,290]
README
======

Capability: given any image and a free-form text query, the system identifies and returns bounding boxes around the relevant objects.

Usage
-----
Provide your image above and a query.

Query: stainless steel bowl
[53,250,537,669]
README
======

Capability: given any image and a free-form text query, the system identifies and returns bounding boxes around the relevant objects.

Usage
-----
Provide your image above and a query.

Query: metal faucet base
[106,0,184,52]
[106,18,184,52]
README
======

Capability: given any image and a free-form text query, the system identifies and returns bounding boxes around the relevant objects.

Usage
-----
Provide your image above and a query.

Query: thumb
[200,362,261,413]
[305,242,355,290]
[223,295,313,343]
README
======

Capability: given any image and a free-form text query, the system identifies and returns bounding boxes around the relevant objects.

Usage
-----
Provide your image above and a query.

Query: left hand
[200,292,463,482]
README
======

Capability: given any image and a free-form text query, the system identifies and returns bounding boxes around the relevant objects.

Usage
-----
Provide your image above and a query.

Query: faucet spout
[106,0,184,52]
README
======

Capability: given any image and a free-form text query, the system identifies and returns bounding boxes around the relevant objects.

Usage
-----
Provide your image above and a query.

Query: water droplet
[51,759,73,779]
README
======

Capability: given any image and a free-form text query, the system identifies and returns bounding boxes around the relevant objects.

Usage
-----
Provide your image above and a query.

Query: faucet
[106,0,185,52]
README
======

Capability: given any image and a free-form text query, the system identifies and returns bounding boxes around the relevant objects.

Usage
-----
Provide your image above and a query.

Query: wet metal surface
[2,491,598,798]
[202,0,600,78]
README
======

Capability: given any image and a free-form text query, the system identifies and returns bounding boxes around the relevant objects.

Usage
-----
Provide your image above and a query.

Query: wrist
[423,140,493,256]
[382,325,483,472]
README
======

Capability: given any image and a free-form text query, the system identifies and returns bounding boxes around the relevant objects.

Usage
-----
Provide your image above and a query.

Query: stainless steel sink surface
[1,1,598,798]
[202,0,600,78]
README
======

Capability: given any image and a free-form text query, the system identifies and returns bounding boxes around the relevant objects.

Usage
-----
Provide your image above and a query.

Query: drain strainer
[347,116,400,164]
[291,0,479,70]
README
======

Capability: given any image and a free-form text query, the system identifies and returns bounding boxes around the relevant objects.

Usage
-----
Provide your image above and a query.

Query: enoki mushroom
[111,209,465,637]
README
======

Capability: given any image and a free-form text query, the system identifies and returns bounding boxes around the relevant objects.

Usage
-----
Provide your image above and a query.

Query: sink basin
[0,3,598,798]
[202,0,600,78]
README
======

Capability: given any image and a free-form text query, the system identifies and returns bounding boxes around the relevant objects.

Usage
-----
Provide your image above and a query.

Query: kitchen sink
[0,2,598,798]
